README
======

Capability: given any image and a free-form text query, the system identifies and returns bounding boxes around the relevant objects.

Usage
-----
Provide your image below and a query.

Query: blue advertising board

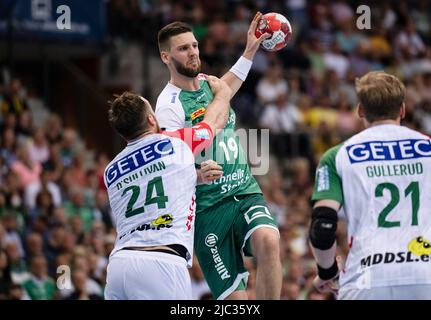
[0,0,106,43]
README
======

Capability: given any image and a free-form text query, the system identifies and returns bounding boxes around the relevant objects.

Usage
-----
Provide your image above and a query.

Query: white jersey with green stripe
[312,124,431,290]
[155,75,261,213]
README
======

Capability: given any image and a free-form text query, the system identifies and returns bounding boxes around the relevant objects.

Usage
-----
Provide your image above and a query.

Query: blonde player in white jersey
[310,71,431,300]
[104,75,231,300]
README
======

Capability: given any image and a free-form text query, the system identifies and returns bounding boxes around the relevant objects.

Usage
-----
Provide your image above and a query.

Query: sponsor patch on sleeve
[190,107,206,120]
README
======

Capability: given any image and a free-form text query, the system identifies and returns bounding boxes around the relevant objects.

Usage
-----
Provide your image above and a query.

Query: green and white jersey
[155,75,261,213]
[312,124,431,290]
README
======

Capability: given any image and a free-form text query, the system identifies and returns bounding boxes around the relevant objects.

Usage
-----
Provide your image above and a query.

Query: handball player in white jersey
[104,76,231,300]
[310,71,431,300]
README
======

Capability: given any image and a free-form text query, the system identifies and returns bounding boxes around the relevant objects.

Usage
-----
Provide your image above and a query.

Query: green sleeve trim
[312,143,344,204]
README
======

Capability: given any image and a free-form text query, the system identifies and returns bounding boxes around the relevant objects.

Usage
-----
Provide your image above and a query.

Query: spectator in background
[44,114,63,145]
[323,41,350,79]
[60,128,80,167]
[256,63,288,105]
[190,5,208,42]
[0,79,28,116]
[1,112,17,133]
[24,169,62,211]
[25,232,44,262]
[22,255,57,300]
[29,127,49,164]
[64,269,103,300]
[2,213,25,258]
[68,153,88,187]
[10,142,42,186]
[305,95,338,130]
[260,93,302,134]
[395,19,426,59]
[259,93,306,159]
[28,189,55,225]
[93,190,113,231]
[42,143,64,183]
[7,283,28,300]
[335,20,363,54]
[1,127,17,165]
[16,110,33,140]
[44,223,67,273]
[335,94,360,140]
[1,171,25,216]
[64,186,94,233]
[4,241,29,285]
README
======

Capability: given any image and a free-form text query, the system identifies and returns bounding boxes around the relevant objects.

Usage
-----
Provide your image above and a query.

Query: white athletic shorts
[339,284,431,300]
[104,249,192,300]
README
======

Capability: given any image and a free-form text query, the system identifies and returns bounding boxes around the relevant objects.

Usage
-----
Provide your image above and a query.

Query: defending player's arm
[194,75,231,184]
[201,75,232,132]
[221,12,270,98]
[162,76,231,184]
[309,145,344,293]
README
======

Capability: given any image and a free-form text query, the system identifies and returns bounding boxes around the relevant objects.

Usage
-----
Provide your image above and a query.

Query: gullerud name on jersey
[105,139,174,187]
[346,139,431,163]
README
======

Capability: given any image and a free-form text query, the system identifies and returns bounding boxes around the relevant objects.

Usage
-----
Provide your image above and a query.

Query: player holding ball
[155,12,292,300]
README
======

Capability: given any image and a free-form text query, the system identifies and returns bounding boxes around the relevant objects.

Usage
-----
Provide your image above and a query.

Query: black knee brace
[309,206,338,250]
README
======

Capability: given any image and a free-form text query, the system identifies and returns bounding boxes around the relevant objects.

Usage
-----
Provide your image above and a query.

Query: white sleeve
[155,103,185,131]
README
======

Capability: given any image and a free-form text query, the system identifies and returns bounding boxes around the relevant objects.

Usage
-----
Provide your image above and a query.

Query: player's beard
[172,56,201,78]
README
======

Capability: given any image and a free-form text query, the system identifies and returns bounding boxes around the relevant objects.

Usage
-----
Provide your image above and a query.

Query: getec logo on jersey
[105,139,174,187]
[346,139,431,163]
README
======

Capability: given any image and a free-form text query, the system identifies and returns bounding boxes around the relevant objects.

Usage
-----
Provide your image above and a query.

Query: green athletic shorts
[194,193,279,300]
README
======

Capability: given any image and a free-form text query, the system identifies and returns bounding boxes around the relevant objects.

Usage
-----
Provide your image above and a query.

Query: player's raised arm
[161,75,231,156]
[221,12,270,98]
[201,75,232,132]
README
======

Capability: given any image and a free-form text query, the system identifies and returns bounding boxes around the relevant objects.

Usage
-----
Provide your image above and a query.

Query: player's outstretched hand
[198,160,223,184]
[243,12,271,60]
[205,75,231,99]
[313,256,343,296]
[313,275,339,295]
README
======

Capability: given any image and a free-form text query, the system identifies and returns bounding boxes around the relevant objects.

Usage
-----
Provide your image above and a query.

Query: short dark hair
[356,71,406,122]
[157,21,193,52]
[108,92,150,140]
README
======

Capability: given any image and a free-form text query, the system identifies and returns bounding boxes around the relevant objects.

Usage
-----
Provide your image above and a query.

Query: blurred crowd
[1,0,431,300]
[0,78,113,300]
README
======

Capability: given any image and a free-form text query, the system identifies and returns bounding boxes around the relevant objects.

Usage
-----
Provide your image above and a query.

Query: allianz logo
[205,233,230,280]
[205,233,218,247]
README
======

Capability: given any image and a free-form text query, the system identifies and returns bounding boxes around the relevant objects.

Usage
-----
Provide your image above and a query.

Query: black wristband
[317,260,339,280]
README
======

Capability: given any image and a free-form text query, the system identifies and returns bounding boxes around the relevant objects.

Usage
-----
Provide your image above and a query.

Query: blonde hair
[355,71,405,122]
